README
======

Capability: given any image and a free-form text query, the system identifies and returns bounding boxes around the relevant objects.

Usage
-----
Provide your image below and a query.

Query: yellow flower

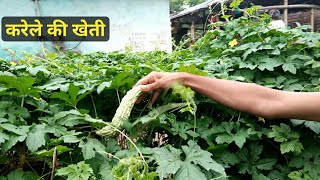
[228,39,238,47]
[258,117,265,124]
[9,61,17,66]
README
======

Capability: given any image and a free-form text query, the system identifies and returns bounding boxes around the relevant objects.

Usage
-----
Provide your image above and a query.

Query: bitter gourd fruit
[96,85,143,137]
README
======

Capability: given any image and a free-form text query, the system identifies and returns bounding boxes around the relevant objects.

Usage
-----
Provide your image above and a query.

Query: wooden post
[216,15,220,30]
[311,8,315,32]
[190,15,196,44]
[203,11,206,36]
[283,0,288,26]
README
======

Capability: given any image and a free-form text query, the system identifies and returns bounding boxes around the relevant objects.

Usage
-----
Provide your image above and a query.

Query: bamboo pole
[260,4,320,10]
[190,15,196,44]
[283,0,288,26]
[311,8,315,32]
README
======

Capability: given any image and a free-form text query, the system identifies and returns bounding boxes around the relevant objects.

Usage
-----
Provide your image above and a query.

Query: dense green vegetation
[1,10,320,180]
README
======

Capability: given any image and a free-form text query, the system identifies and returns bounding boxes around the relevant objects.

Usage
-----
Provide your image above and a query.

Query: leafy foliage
[152,140,225,179]
[56,161,94,180]
[0,8,320,180]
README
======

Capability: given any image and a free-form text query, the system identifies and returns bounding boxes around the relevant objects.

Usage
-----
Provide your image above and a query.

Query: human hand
[134,71,187,105]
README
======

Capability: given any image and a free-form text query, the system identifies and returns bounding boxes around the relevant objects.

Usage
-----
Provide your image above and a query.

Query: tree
[170,0,206,14]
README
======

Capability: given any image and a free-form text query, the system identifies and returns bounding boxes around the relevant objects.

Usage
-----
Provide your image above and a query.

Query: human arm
[134,72,320,121]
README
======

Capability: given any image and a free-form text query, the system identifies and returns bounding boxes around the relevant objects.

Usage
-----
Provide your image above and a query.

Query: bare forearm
[181,73,283,117]
[181,73,320,121]
[137,71,320,121]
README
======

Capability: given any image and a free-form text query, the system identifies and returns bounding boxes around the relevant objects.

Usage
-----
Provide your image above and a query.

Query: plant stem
[21,96,25,107]
[116,89,121,105]
[90,94,98,118]
[99,121,146,163]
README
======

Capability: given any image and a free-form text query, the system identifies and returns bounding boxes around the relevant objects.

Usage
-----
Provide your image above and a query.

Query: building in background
[0,0,172,58]
[171,0,320,45]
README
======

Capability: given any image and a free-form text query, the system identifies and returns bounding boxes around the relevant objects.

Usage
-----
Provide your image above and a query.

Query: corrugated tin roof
[170,0,225,20]
[170,0,320,20]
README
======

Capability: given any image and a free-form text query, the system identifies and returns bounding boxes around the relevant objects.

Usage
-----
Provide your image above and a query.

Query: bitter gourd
[96,85,143,137]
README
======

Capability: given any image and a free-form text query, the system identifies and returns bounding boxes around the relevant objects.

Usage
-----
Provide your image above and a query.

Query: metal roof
[170,0,320,20]
[170,0,225,20]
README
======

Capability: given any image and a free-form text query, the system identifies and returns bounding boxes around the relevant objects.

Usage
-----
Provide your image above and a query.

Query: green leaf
[55,110,87,127]
[218,151,240,167]
[98,159,115,180]
[6,170,24,180]
[237,143,277,176]
[51,91,73,106]
[288,170,312,180]
[0,131,9,144]
[229,0,243,9]
[20,172,41,180]
[26,66,50,76]
[1,133,28,153]
[258,58,282,71]
[214,122,249,148]
[242,42,262,59]
[1,170,40,180]
[45,125,68,137]
[0,124,27,136]
[51,84,90,108]
[289,145,320,179]
[178,64,207,76]
[282,63,297,74]
[112,72,135,89]
[61,130,82,143]
[79,138,106,160]
[175,163,206,180]
[292,120,320,134]
[268,165,291,180]
[253,173,271,180]
[256,159,278,170]
[97,81,112,94]
[105,139,120,153]
[68,83,80,103]
[182,141,225,174]
[32,145,73,157]
[0,75,39,98]
[271,48,281,55]
[280,139,303,154]
[85,153,115,180]
[304,121,320,134]
[268,123,297,142]
[152,140,225,179]
[268,123,302,154]
[234,130,248,148]
[286,84,303,91]
[26,124,47,152]
[152,146,182,179]
[39,78,69,91]
[56,161,94,180]
[171,122,198,140]
[289,54,312,61]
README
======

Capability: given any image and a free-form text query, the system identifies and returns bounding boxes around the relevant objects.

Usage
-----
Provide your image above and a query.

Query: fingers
[140,80,164,92]
[134,77,153,87]
[149,90,161,106]
[134,72,163,87]
[134,72,156,87]
[134,72,163,105]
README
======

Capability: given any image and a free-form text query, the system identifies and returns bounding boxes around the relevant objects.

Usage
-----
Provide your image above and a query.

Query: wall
[0,0,172,58]
[287,9,320,31]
